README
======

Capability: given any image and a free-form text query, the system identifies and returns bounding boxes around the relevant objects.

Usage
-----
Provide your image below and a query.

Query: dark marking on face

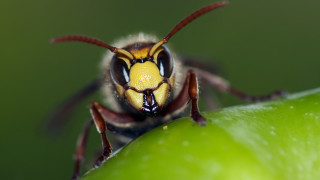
[142,90,159,116]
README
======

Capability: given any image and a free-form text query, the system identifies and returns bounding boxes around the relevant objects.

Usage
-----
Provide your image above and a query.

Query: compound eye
[156,49,173,78]
[110,57,130,86]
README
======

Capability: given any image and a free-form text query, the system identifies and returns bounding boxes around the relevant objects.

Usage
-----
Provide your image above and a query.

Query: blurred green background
[1,0,319,179]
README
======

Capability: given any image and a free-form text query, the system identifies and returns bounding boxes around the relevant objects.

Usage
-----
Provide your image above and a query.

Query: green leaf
[83,88,320,180]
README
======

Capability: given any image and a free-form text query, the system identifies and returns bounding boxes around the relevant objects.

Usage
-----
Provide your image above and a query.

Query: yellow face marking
[116,48,134,60]
[115,83,125,97]
[169,75,175,88]
[125,89,144,109]
[152,47,164,64]
[118,56,131,68]
[153,83,170,106]
[128,61,163,90]
[130,47,151,59]
[149,39,166,56]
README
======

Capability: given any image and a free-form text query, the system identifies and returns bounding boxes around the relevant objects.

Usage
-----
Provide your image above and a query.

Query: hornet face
[110,42,175,116]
